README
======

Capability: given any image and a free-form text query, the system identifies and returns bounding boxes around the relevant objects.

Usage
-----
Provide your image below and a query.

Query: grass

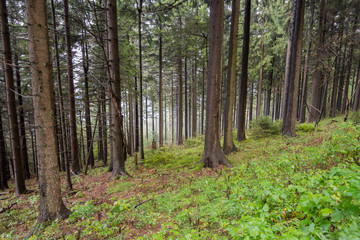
[1,116,360,239]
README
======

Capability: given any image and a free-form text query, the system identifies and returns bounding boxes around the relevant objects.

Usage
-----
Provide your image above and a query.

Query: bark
[138,0,144,160]
[97,98,104,160]
[171,78,174,143]
[353,61,360,111]
[309,0,325,122]
[128,89,134,155]
[281,0,305,137]
[265,58,274,117]
[201,56,205,135]
[185,58,188,139]
[236,0,251,141]
[108,0,127,177]
[158,21,163,147]
[300,8,314,122]
[177,17,183,145]
[26,0,71,221]
[249,83,254,124]
[275,85,281,120]
[14,54,30,179]
[0,0,26,194]
[256,35,264,118]
[135,77,140,152]
[223,0,240,154]
[202,0,231,168]
[0,107,8,189]
[64,0,80,173]
[192,58,197,138]
[82,35,94,168]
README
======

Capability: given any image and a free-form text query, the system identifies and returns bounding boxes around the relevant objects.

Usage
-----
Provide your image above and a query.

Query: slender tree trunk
[353,61,360,111]
[202,0,231,168]
[256,34,264,118]
[128,89,134,156]
[108,0,127,177]
[0,0,26,194]
[201,57,205,135]
[82,35,94,168]
[265,60,274,117]
[51,0,71,188]
[309,0,325,122]
[158,22,163,147]
[300,8,314,122]
[275,85,281,120]
[237,0,251,141]
[14,53,30,179]
[64,0,80,173]
[97,98,104,161]
[223,0,240,154]
[138,0,145,160]
[249,83,254,124]
[282,0,305,137]
[177,16,183,145]
[192,58,197,138]
[185,58,188,139]
[171,78,174,143]
[135,77,140,152]
[26,0,71,221]
[0,107,8,189]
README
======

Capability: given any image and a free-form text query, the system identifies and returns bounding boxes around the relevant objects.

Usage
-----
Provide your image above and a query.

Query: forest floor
[1,116,360,239]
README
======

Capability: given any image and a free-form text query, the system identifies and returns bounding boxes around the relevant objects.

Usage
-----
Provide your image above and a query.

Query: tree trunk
[64,0,80,173]
[0,0,26,194]
[309,0,325,122]
[177,16,183,145]
[138,0,144,160]
[281,0,305,137]
[82,35,94,168]
[108,0,127,177]
[249,83,254,124]
[202,0,231,168]
[0,107,8,190]
[237,0,251,141]
[201,57,205,135]
[192,58,197,138]
[223,0,240,154]
[128,89,134,156]
[134,77,140,152]
[256,37,264,118]
[185,58,188,140]
[300,8,314,122]
[14,53,30,179]
[158,22,163,147]
[353,61,360,111]
[275,85,281,120]
[26,0,71,221]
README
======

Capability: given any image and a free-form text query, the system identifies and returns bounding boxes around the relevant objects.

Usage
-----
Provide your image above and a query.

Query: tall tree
[158,19,164,147]
[0,0,26,194]
[201,0,231,168]
[281,0,305,137]
[177,15,183,145]
[309,0,325,122]
[108,0,127,177]
[0,107,8,190]
[223,0,240,154]
[138,0,145,159]
[64,0,80,173]
[237,0,251,141]
[26,0,71,221]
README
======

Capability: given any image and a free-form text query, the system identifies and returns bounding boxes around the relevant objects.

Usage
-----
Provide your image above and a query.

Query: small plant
[347,111,360,124]
[296,123,316,133]
[249,116,281,139]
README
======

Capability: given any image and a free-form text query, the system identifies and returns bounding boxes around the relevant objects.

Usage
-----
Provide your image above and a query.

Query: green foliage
[249,116,281,139]
[296,123,316,133]
[347,111,360,124]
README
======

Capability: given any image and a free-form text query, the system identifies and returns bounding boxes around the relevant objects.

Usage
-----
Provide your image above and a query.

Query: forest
[1,0,360,239]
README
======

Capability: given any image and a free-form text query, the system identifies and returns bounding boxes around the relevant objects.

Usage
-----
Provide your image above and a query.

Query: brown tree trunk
[0,107,8,190]
[237,0,251,141]
[26,0,71,221]
[353,61,360,111]
[0,0,26,195]
[82,35,94,168]
[64,0,80,173]
[158,21,163,147]
[128,89,134,156]
[14,53,30,179]
[177,16,183,145]
[108,0,127,177]
[249,83,254,124]
[192,58,197,138]
[185,58,188,139]
[201,56,205,135]
[282,0,305,137]
[223,0,240,154]
[300,8,314,122]
[138,0,145,160]
[256,33,264,118]
[134,77,140,152]
[309,0,325,122]
[202,0,231,168]
[171,78,174,143]
[51,0,72,189]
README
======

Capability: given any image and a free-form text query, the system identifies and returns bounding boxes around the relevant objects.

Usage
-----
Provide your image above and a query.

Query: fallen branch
[0,202,16,214]
[134,199,154,209]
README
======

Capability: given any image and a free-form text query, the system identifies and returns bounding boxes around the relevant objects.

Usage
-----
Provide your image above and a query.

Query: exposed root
[201,150,232,168]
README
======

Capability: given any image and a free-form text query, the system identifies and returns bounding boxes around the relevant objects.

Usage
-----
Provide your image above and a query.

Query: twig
[134,199,154,208]
[0,202,16,214]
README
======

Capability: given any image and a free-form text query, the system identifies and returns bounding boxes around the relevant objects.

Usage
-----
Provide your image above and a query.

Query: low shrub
[249,116,281,139]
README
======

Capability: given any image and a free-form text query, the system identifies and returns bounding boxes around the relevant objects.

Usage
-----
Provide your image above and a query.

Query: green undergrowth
[2,117,360,239]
